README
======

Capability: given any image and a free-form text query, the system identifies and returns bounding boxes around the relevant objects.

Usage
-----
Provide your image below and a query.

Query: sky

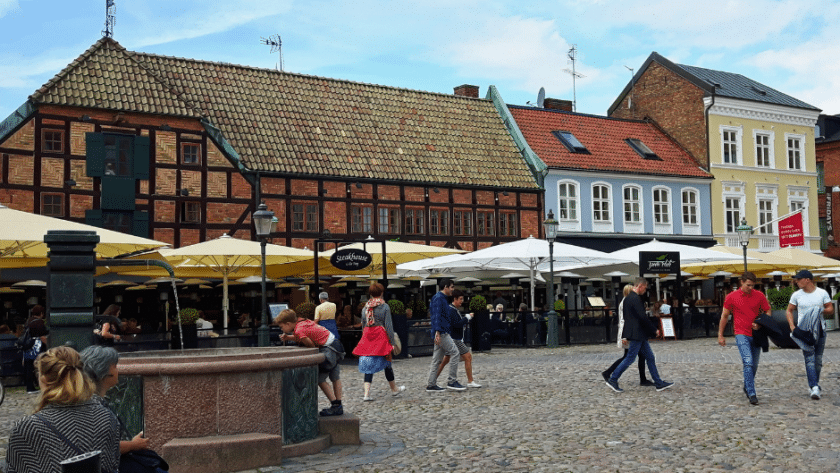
[1,0,839,122]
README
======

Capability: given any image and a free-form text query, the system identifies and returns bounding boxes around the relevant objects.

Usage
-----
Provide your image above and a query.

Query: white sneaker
[810,386,821,400]
[467,381,482,388]
[363,395,373,402]
[392,385,406,397]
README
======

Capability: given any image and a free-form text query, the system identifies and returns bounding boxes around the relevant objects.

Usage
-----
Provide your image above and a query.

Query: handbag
[120,448,169,473]
[391,335,402,356]
[16,326,35,350]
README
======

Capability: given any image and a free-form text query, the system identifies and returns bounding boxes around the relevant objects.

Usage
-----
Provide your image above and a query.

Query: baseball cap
[793,270,813,280]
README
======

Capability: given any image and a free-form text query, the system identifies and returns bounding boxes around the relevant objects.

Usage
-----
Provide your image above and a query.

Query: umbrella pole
[530,264,535,312]
[223,272,229,331]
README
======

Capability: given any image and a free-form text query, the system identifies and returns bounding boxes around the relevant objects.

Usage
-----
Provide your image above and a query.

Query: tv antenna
[102,0,116,38]
[562,45,585,112]
[625,65,635,117]
[260,34,283,71]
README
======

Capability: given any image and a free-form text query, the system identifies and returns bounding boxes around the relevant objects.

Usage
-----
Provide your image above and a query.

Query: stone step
[319,412,361,445]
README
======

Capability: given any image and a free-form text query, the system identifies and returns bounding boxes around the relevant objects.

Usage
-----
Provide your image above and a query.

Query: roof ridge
[131,50,490,103]
[507,104,653,125]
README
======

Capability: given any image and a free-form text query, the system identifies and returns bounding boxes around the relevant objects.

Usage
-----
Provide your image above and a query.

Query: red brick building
[0,38,543,251]
[817,114,840,257]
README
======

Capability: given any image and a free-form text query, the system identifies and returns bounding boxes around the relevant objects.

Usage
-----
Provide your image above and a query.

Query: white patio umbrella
[608,239,746,265]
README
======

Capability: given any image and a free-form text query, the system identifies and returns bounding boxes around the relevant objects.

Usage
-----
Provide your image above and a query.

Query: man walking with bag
[786,270,834,400]
[426,279,465,392]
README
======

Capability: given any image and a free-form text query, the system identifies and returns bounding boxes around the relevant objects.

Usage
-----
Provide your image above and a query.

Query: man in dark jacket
[606,278,674,393]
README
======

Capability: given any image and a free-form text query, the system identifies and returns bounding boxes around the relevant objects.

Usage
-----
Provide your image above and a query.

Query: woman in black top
[94,304,122,346]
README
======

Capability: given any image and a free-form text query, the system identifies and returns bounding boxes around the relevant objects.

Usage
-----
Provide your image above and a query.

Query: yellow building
[609,52,822,252]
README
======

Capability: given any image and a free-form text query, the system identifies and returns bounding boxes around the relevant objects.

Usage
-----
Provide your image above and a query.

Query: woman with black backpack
[22,305,49,394]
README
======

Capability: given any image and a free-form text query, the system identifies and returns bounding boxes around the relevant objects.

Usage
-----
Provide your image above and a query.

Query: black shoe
[319,404,344,416]
[655,381,674,392]
[749,395,759,405]
[426,384,445,392]
[605,379,623,393]
[601,371,610,382]
[640,379,656,387]
[743,386,750,399]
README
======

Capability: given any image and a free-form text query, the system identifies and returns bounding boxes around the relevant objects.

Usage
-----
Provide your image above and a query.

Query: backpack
[16,326,35,350]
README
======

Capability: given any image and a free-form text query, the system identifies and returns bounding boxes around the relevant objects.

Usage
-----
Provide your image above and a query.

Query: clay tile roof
[508,106,711,179]
[31,38,538,189]
[30,38,202,118]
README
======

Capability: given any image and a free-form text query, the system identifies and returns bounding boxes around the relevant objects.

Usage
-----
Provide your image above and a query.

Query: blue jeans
[803,329,826,389]
[610,340,662,384]
[735,334,760,396]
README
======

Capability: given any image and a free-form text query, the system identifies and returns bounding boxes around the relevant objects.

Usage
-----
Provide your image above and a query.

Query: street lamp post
[543,210,559,348]
[253,202,275,347]
[736,217,753,273]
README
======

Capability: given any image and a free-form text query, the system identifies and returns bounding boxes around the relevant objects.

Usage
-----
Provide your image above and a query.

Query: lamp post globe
[736,217,753,273]
[253,203,275,347]
[543,210,559,348]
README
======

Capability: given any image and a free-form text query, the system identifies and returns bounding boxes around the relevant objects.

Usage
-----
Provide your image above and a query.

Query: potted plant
[387,299,406,316]
[468,294,487,315]
[172,307,200,349]
[295,302,316,321]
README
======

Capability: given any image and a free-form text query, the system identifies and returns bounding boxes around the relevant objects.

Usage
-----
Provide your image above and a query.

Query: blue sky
[1,0,838,121]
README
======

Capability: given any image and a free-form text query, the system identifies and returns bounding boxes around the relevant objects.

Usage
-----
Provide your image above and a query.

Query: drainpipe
[705,93,716,241]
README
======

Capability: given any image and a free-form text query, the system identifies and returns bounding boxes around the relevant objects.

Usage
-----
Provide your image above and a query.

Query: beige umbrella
[0,204,167,259]
[681,246,800,276]
[11,279,47,288]
[767,247,840,269]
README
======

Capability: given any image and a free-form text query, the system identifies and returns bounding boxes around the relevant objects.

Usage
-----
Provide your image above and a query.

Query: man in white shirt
[786,270,834,400]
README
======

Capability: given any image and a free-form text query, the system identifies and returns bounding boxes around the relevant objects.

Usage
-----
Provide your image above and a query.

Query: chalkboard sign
[660,317,676,340]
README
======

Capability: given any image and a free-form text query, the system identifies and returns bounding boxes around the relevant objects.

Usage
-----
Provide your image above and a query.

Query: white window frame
[591,182,613,232]
[652,186,673,234]
[720,125,743,165]
[557,180,581,231]
[680,187,700,235]
[622,184,643,234]
[753,130,774,168]
[788,186,809,237]
[754,184,779,236]
[784,133,806,171]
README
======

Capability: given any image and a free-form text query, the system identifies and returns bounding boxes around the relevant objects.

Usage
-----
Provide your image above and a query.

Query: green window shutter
[132,211,150,238]
[133,135,150,180]
[86,133,105,177]
[101,177,136,211]
[85,209,103,227]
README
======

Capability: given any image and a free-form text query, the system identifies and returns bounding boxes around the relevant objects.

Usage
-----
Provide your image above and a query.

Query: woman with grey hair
[79,345,152,455]
[314,291,339,338]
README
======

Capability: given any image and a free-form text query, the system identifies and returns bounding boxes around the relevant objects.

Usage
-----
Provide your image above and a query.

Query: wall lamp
[433,187,440,193]
[355,183,363,189]
[80,115,91,122]
[178,189,189,196]
[64,179,77,187]
[160,124,172,131]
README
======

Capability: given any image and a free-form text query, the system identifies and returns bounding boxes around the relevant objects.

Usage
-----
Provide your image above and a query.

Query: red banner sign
[778,213,804,248]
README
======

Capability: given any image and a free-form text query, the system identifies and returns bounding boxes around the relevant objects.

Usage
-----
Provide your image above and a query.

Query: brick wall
[40,157,63,188]
[70,194,92,218]
[70,122,95,155]
[7,155,33,185]
[180,169,201,195]
[206,172,227,198]
[156,131,177,164]
[378,185,400,201]
[0,120,34,151]
[156,168,177,195]
[206,202,248,224]
[610,61,708,167]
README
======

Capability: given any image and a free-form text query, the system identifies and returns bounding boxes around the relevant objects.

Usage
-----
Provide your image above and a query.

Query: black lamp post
[253,202,275,347]
[543,210,559,347]
[736,217,753,273]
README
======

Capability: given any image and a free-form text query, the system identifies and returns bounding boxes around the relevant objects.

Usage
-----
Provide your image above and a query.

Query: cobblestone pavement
[4,334,840,472]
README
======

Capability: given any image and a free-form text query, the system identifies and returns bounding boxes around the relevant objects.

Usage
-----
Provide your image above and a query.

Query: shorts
[454,338,470,356]
[318,363,340,383]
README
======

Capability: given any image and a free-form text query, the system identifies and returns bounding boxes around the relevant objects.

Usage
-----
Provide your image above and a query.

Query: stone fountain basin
[115,347,325,473]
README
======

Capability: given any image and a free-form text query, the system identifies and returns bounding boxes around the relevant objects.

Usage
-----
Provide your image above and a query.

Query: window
[293,204,318,232]
[758,199,774,235]
[477,211,495,236]
[430,209,449,235]
[181,201,201,223]
[626,139,660,160]
[725,197,741,233]
[787,135,804,170]
[454,211,473,236]
[42,130,64,153]
[86,132,150,180]
[558,182,578,221]
[623,186,641,224]
[499,213,517,236]
[682,190,698,225]
[754,132,772,167]
[103,134,133,176]
[789,195,808,237]
[721,127,741,164]
[102,211,132,234]
[378,208,400,234]
[652,188,670,224]
[592,184,611,222]
[182,143,201,165]
[552,131,589,153]
[41,193,63,217]
[351,206,372,233]
[405,209,425,234]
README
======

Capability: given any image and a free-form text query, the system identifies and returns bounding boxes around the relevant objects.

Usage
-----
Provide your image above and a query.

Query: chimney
[453,84,479,98]
[543,98,573,112]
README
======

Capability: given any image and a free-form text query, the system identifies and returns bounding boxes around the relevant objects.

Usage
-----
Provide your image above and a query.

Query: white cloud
[0,0,17,17]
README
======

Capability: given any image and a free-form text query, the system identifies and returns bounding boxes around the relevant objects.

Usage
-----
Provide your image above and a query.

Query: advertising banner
[778,212,805,248]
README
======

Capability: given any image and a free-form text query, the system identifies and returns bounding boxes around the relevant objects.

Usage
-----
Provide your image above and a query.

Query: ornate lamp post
[253,202,275,347]
[736,217,753,273]
[543,210,559,347]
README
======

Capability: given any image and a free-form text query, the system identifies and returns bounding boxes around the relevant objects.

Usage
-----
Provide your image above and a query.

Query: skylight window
[626,138,661,160]
[552,131,589,154]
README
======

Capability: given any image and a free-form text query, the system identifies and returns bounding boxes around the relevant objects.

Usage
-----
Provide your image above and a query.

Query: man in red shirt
[718,272,771,405]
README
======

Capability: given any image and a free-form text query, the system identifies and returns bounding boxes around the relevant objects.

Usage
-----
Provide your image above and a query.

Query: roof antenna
[625,65,635,118]
[261,34,283,71]
[102,0,115,38]
[562,45,585,112]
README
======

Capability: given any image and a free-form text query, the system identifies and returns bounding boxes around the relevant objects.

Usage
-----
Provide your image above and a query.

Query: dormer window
[626,138,660,160]
[552,131,589,154]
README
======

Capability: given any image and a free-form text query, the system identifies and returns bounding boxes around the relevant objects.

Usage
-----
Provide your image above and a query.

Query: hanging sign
[827,189,834,243]
[330,248,372,271]
[779,212,804,248]
[639,251,681,275]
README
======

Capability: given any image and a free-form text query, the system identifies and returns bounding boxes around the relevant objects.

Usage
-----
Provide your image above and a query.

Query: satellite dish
[537,87,545,108]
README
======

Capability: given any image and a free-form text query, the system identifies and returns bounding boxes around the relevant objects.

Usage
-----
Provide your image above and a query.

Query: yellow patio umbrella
[767,247,840,270]
[681,246,800,276]
[0,204,167,259]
